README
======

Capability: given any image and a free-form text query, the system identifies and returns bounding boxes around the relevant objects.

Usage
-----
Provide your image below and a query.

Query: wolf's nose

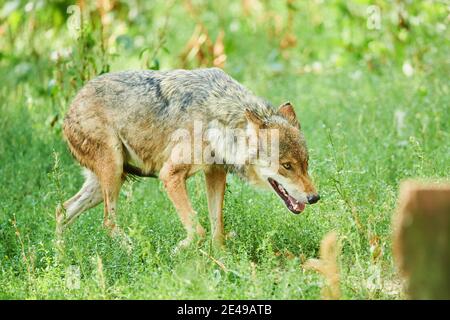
[307,194,320,204]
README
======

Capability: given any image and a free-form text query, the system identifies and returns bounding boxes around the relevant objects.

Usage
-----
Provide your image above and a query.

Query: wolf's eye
[282,163,292,170]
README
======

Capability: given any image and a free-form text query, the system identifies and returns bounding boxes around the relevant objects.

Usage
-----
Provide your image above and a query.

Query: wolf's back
[80,68,272,120]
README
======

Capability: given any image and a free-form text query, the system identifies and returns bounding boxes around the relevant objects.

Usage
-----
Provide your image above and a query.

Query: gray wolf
[57,68,320,249]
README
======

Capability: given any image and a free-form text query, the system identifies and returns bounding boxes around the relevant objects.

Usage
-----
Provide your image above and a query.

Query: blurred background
[1,0,448,100]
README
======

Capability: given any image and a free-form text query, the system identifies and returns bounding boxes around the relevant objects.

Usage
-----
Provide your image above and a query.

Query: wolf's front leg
[160,162,205,250]
[204,166,226,247]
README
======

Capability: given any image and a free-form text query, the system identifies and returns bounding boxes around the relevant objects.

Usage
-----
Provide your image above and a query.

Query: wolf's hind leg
[65,169,103,225]
[204,166,226,247]
[92,148,126,237]
[62,110,128,245]
[160,162,205,250]
[56,169,103,234]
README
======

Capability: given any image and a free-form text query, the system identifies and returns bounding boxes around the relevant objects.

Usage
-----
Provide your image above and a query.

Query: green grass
[0,1,448,299]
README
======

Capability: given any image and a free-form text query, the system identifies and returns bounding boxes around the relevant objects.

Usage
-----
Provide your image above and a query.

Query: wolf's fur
[59,68,318,248]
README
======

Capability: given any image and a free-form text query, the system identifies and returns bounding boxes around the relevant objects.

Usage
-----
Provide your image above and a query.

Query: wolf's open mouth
[268,178,305,214]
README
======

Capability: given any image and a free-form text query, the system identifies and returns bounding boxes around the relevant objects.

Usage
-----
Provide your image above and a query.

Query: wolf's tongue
[287,195,305,212]
[268,178,305,214]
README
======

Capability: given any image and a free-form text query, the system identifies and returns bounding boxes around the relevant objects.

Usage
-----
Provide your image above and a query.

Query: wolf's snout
[307,194,320,204]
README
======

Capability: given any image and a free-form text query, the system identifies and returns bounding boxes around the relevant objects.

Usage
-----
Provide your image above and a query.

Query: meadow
[0,1,448,299]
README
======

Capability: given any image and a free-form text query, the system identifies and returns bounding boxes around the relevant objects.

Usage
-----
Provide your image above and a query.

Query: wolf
[58,68,320,248]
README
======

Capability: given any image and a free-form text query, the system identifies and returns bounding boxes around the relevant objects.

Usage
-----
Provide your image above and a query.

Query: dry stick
[12,215,33,284]
[199,249,228,272]
[199,249,246,279]
[199,249,248,279]
[96,254,106,297]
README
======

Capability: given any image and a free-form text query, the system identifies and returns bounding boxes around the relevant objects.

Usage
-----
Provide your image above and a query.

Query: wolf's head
[244,102,320,214]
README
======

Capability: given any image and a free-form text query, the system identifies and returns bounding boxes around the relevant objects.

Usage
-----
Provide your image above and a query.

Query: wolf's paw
[173,234,205,254]
[212,236,225,250]
[174,237,193,253]
[211,231,235,250]
[196,225,206,239]
[54,205,67,260]
[55,204,65,237]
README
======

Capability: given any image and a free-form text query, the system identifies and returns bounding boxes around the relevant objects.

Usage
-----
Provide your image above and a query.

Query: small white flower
[402,61,414,77]
[436,23,446,33]
[229,20,240,33]
[25,2,34,12]
[350,70,362,80]
[312,61,323,73]
[134,35,145,47]
[50,51,59,61]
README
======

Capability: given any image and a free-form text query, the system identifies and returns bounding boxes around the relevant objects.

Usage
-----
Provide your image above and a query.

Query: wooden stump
[393,180,450,299]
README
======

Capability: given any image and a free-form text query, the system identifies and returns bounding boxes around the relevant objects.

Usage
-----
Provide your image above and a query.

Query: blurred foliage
[1,0,448,77]
[1,0,447,125]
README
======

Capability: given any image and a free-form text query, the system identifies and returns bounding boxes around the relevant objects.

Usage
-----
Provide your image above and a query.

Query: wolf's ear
[245,109,265,128]
[278,102,300,128]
